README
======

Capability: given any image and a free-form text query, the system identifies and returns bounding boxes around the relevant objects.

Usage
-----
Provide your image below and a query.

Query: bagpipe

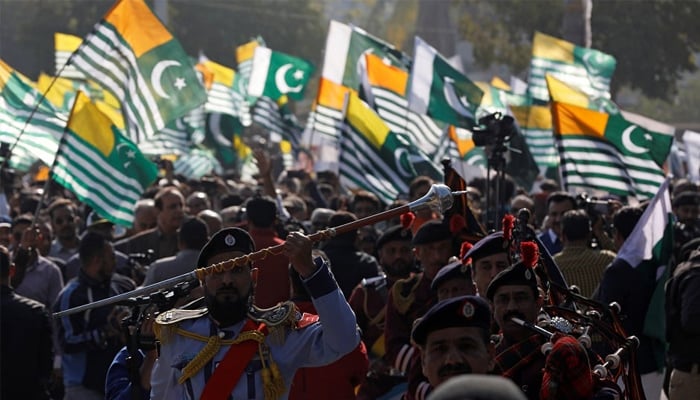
[504,210,646,400]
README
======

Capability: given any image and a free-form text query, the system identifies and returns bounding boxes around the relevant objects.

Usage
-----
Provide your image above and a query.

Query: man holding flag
[595,179,674,400]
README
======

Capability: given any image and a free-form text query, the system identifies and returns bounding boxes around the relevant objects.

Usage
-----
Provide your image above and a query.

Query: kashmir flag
[528,31,616,104]
[55,33,85,80]
[173,147,222,180]
[341,91,441,204]
[70,0,207,143]
[551,101,673,199]
[362,53,444,157]
[252,95,302,148]
[248,48,314,101]
[616,178,674,369]
[53,92,157,226]
[546,74,618,114]
[408,36,483,129]
[139,105,205,157]
[236,37,266,104]
[0,60,64,171]
[200,58,251,126]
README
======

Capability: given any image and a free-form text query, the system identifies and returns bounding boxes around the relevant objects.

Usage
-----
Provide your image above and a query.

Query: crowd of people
[1,148,699,400]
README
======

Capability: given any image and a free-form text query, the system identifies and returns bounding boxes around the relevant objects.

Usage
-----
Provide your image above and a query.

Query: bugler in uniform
[150,228,360,399]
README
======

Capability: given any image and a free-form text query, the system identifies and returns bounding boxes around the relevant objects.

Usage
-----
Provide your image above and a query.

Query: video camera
[575,193,612,220]
[472,112,517,148]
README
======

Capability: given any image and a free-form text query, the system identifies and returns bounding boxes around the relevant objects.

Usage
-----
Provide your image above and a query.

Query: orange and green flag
[70,0,206,143]
[551,101,672,199]
[53,92,158,226]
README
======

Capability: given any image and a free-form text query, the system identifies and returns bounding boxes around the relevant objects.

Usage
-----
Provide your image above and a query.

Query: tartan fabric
[552,244,616,298]
[540,334,593,400]
[493,333,547,378]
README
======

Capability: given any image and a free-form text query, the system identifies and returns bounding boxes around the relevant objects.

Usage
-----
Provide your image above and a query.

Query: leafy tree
[455,0,700,101]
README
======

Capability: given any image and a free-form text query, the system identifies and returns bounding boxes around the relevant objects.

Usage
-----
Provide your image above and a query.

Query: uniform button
[218,331,225,338]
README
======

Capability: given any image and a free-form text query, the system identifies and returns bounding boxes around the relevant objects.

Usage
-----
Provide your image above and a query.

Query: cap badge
[224,234,236,246]
[462,301,475,318]
[524,269,532,280]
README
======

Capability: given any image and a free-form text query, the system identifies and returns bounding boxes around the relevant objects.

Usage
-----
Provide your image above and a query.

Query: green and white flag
[528,31,616,104]
[173,148,222,180]
[70,0,207,143]
[322,20,408,89]
[248,47,314,101]
[53,92,158,226]
[616,177,674,369]
[0,60,64,171]
[408,36,483,129]
[252,96,302,148]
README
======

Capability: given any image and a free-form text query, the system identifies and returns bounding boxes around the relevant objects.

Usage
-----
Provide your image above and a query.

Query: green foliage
[592,1,700,100]
[456,0,563,75]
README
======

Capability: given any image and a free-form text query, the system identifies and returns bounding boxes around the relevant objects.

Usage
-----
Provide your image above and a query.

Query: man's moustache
[438,363,472,378]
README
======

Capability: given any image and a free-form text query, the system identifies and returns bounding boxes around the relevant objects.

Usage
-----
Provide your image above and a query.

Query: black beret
[673,191,700,208]
[427,374,527,400]
[376,225,412,250]
[411,295,491,347]
[197,227,255,268]
[412,220,452,246]
[462,231,507,263]
[485,261,538,301]
[431,259,471,291]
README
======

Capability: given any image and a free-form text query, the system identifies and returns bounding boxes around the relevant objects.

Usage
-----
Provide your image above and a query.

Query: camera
[575,193,611,219]
[472,112,517,147]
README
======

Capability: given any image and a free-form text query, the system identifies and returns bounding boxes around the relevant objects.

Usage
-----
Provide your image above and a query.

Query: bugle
[54,184,455,319]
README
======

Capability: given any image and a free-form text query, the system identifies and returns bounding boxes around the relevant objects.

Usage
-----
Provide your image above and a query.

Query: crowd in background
[1,146,699,400]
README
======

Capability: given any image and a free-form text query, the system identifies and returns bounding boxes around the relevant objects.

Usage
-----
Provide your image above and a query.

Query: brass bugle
[53,184,455,319]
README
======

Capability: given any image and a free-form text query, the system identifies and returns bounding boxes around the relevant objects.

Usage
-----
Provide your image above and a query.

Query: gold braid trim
[391,275,422,315]
[177,329,266,384]
[259,343,285,400]
[365,287,386,330]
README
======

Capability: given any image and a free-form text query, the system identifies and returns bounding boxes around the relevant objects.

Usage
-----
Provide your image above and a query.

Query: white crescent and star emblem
[115,143,136,169]
[621,125,648,154]
[443,77,474,119]
[275,64,303,94]
[151,60,185,99]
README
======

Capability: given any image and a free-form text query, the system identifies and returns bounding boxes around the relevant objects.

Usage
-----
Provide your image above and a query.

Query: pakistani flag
[341,91,441,204]
[528,31,616,104]
[0,60,64,171]
[408,36,483,129]
[616,178,674,369]
[551,101,673,199]
[53,92,158,226]
[248,47,314,101]
[70,0,207,143]
[322,20,409,89]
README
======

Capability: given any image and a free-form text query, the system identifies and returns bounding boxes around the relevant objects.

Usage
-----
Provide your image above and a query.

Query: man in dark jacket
[0,245,53,400]
[54,232,135,399]
[321,211,381,299]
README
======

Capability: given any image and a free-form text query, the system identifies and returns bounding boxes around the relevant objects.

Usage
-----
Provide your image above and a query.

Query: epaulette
[249,301,313,345]
[391,273,423,315]
[154,307,208,343]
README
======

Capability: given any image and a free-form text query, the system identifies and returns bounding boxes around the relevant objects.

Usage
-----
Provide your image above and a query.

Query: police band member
[411,295,495,389]
[150,228,360,399]
[487,260,545,400]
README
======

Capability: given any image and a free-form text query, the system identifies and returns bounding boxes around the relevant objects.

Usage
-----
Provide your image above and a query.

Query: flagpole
[30,91,85,227]
[1,27,94,188]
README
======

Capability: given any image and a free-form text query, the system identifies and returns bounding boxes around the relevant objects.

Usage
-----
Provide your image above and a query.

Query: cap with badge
[462,231,507,264]
[430,258,471,291]
[673,191,700,208]
[485,260,538,301]
[411,295,491,347]
[197,227,256,268]
[376,224,412,250]
[412,220,452,246]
